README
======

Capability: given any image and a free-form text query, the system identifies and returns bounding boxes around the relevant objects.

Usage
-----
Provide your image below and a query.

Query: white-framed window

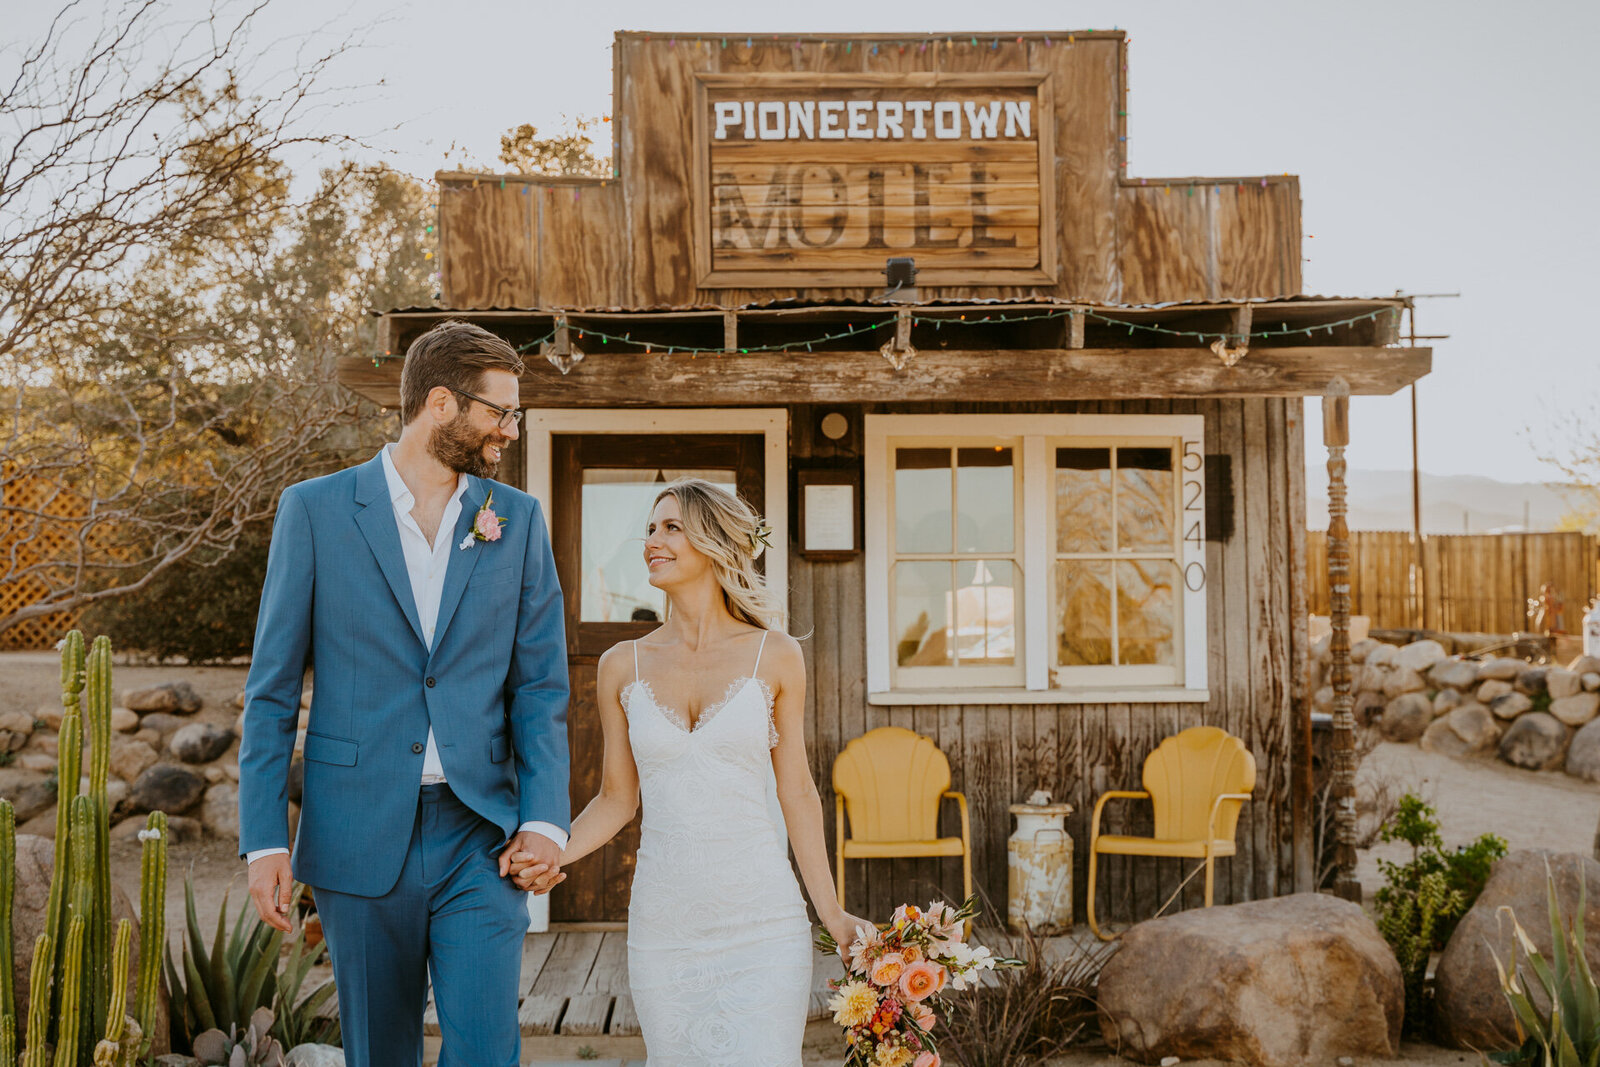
[865,414,1208,705]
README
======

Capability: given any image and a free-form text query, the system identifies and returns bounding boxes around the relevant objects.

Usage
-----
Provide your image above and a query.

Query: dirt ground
[5,651,1599,1064]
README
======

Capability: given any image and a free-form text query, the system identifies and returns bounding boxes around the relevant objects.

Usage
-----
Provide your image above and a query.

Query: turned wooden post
[1324,378,1361,903]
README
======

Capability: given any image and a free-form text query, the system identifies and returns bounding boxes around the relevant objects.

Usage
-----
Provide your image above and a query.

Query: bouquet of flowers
[816,895,1019,1067]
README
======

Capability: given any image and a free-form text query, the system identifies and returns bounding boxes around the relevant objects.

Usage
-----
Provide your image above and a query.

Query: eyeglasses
[450,388,523,429]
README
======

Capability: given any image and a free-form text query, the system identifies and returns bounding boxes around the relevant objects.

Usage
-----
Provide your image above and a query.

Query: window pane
[1054,560,1112,666]
[895,561,953,666]
[895,448,952,554]
[1116,447,1175,553]
[579,467,735,622]
[952,559,1016,665]
[956,447,1014,553]
[1117,559,1178,666]
[1055,448,1111,553]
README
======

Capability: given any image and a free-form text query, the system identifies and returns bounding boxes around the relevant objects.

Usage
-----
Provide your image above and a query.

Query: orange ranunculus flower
[899,961,947,1002]
[870,952,907,988]
[901,944,923,964]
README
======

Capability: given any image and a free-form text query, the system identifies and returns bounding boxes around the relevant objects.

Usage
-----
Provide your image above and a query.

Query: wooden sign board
[693,73,1056,288]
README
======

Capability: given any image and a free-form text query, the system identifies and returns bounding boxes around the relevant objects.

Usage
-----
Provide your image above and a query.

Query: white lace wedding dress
[622,633,814,1066]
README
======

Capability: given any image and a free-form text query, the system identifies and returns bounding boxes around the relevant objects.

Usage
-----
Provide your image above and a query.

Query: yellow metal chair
[1087,725,1255,941]
[833,727,972,920]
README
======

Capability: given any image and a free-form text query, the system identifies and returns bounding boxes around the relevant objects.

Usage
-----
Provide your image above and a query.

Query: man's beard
[428,411,503,479]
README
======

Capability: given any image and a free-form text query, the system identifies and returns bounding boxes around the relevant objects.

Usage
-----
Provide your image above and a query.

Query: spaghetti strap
[632,639,640,684]
[752,630,769,676]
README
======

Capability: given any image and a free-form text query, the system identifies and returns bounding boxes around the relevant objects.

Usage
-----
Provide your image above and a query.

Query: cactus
[90,922,138,1067]
[52,917,85,1067]
[21,934,50,1067]
[43,707,81,1039]
[2,798,15,1031]
[83,637,113,1043]
[1,1012,15,1067]
[133,812,166,1053]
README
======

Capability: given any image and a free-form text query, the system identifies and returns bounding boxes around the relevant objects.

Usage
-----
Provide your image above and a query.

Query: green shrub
[1374,793,1508,1036]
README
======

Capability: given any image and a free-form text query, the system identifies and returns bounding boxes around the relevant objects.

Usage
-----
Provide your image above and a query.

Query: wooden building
[339,30,1430,928]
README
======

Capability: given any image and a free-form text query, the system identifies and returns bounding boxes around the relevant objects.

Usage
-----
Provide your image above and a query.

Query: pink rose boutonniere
[459,490,507,550]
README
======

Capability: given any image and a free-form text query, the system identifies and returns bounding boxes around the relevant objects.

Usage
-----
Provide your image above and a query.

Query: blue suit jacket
[237,454,570,897]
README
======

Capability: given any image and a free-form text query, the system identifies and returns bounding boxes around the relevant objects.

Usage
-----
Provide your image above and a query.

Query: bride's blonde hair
[653,478,785,631]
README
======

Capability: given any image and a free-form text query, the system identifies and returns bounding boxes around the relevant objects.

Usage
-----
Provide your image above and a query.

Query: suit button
[425,677,436,688]
[412,742,424,754]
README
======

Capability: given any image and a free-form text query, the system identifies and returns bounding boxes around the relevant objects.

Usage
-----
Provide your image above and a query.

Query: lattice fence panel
[0,474,91,650]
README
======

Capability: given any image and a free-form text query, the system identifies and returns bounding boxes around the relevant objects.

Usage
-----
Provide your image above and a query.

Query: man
[239,320,569,1067]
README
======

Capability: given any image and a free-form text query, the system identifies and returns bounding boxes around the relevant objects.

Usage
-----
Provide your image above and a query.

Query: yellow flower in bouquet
[873,1047,915,1067]
[829,980,879,1028]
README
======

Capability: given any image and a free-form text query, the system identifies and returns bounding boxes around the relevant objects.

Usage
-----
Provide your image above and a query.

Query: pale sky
[14,0,1599,483]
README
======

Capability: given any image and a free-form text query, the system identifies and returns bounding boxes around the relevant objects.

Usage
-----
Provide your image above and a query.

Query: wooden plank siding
[1306,530,1599,634]
[434,32,1301,309]
[793,397,1306,925]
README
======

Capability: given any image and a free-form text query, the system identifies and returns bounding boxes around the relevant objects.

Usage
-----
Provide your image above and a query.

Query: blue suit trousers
[313,784,526,1067]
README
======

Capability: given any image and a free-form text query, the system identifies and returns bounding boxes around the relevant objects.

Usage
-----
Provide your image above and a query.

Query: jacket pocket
[303,731,359,767]
[490,729,510,764]
[471,564,519,585]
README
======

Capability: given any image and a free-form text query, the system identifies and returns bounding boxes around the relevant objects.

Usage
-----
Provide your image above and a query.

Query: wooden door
[549,432,767,921]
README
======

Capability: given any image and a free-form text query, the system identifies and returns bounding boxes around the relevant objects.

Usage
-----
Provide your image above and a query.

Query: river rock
[1516,667,1550,696]
[1379,692,1432,742]
[108,738,160,784]
[1477,678,1514,703]
[1547,668,1584,700]
[1479,657,1526,681]
[8,833,169,1053]
[1365,643,1399,669]
[1381,666,1427,699]
[123,681,201,714]
[0,708,35,752]
[79,776,129,810]
[200,782,239,838]
[170,723,233,764]
[1586,672,1600,692]
[0,768,57,822]
[1567,720,1600,783]
[128,763,206,814]
[1350,638,1378,663]
[1097,893,1402,1066]
[1447,703,1501,753]
[137,712,189,736]
[1429,658,1479,690]
[1435,850,1600,1050]
[284,1046,344,1067]
[1396,639,1448,672]
[1551,692,1600,727]
[1433,687,1464,717]
[1570,655,1600,675]
[1498,712,1569,771]
[1489,692,1533,721]
[35,703,64,731]
[110,706,140,732]
[1354,690,1388,727]
[1421,718,1472,758]
[16,754,56,774]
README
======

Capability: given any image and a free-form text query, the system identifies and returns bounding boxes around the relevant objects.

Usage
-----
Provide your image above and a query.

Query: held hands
[247,853,295,933]
[825,909,875,964]
[499,830,564,894]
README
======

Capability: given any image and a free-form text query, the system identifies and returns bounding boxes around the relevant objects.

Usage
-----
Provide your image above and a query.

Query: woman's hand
[825,910,876,965]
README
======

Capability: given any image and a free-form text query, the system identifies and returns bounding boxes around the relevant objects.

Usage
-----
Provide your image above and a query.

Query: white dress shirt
[246,445,567,863]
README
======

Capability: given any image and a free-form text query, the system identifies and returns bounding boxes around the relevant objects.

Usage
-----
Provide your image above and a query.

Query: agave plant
[192,1006,284,1067]
[1487,860,1600,1067]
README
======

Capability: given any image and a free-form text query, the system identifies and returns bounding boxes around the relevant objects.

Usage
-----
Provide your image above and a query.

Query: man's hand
[247,854,294,933]
[498,830,562,893]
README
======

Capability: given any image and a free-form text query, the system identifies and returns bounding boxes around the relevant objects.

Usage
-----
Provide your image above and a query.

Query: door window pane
[1054,560,1112,666]
[895,448,952,554]
[952,559,1016,664]
[956,447,1014,553]
[1055,448,1111,553]
[1116,447,1175,553]
[1116,559,1178,666]
[895,561,953,666]
[580,467,735,622]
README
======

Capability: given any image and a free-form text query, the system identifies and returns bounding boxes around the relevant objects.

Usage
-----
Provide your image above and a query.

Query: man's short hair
[398,321,525,424]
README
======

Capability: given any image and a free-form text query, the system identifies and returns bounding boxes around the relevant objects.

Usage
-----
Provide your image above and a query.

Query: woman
[513,478,869,1065]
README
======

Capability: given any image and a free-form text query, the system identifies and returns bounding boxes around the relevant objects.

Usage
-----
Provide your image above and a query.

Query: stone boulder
[201,782,239,838]
[1421,718,1473,758]
[1498,712,1569,771]
[1570,655,1600,676]
[1547,667,1584,700]
[110,707,140,732]
[1566,719,1600,783]
[1489,692,1533,721]
[1516,667,1550,696]
[123,681,202,715]
[1379,692,1432,742]
[1435,850,1600,1050]
[170,723,234,764]
[34,703,64,731]
[0,708,34,753]
[1446,703,1501,753]
[9,834,169,1054]
[1477,678,1514,703]
[1396,639,1448,672]
[1429,658,1479,690]
[1479,656,1527,681]
[1313,685,1333,713]
[1586,672,1600,692]
[0,767,57,822]
[137,712,189,737]
[1350,637,1379,663]
[1097,893,1403,1066]
[1365,642,1399,669]
[1432,687,1464,717]
[1551,692,1600,727]
[285,1046,345,1067]
[1354,690,1387,727]
[1381,666,1427,699]
[128,763,206,814]
[108,738,160,784]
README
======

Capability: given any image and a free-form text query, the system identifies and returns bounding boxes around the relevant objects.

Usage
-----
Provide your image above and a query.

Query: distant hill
[1305,468,1585,533]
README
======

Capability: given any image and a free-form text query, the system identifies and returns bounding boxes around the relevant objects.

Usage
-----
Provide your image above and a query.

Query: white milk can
[1007,791,1075,934]
[1586,599,1600,659]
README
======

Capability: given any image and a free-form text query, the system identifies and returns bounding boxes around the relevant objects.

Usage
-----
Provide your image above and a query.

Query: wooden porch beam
[337,345,1430,410]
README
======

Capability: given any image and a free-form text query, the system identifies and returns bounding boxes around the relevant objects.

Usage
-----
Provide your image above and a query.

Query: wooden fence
[0,474,89,651]
[1307,530,1600,634]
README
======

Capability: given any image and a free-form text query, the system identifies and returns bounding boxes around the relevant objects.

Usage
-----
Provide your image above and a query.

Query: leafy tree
[496,118,610,176]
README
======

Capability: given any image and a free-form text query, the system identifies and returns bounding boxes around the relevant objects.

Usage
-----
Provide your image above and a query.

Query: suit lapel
[432,476,487,651]
[353,454,427,648]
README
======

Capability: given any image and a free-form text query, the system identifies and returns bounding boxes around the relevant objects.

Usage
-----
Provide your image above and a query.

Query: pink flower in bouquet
[913,1052,941,1067]
[898,961,947,1002]
[475,506,503,541]
[909,1001,936,1030]
[869,952,907,988]
[901,944,924,964]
